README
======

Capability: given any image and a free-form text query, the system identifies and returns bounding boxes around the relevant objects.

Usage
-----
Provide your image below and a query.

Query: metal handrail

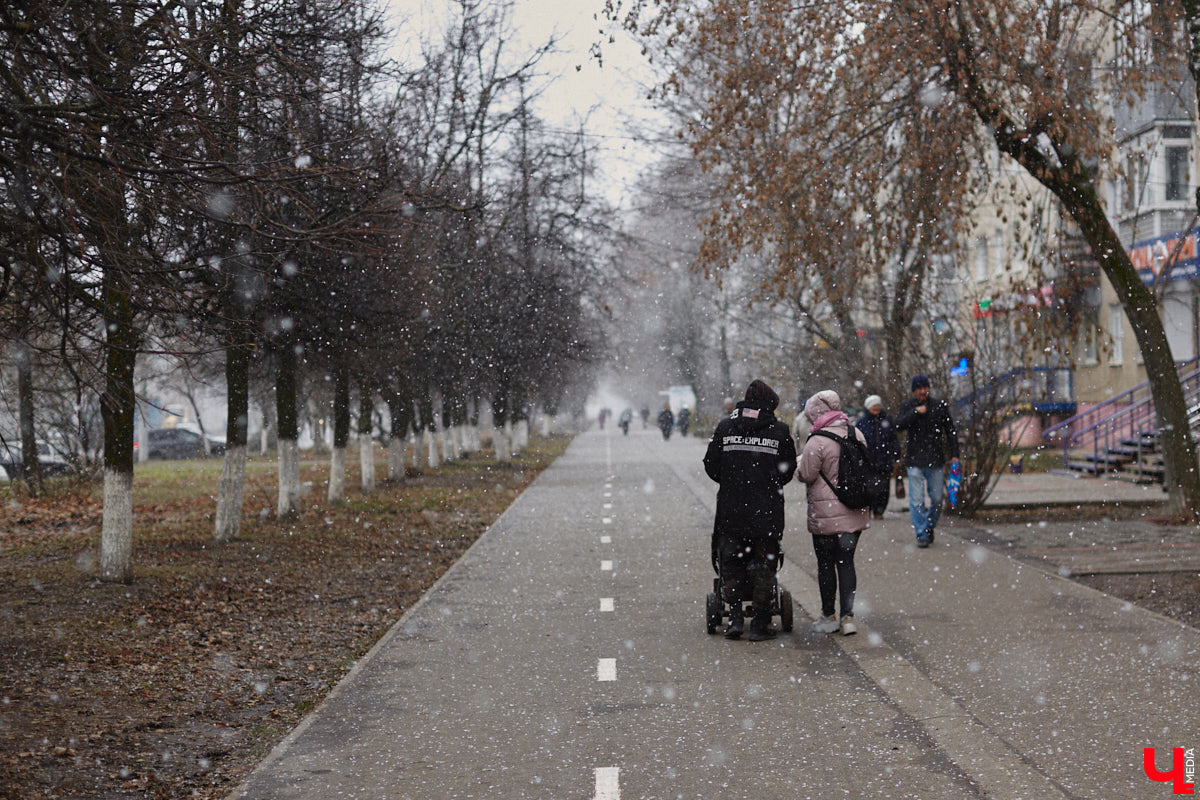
[956,366,1075,413]
[1048,358,1200,476]
[1041,358,1198,442]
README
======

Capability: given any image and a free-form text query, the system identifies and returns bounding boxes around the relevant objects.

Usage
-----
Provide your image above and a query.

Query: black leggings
[812,532,861,618]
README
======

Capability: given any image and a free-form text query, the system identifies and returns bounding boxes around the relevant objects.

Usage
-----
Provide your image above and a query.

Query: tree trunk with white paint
[99,270,138,583]
[276,345,301,518]
[388,436,405,480]
[215,446,247,542]
[492,392,511,463]
[426,425,440,469]
[358,384,376,491]
[360,437,376,491]
[493,427,511,462]
[278,439,300,516]
[386,389,411,482]
[328,447,346,502]
[328,366,351,503]
[215,333,250,543]
[101,468,133,581]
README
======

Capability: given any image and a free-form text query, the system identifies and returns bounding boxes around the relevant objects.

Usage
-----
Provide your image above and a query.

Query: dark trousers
[718,535,779,618]
[812,531,861,618]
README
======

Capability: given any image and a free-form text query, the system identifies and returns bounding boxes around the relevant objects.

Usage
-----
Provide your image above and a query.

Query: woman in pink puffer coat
[797,390,869,636]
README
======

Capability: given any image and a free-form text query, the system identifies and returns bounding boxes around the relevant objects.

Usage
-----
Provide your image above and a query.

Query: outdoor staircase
[1043,356,1200,484]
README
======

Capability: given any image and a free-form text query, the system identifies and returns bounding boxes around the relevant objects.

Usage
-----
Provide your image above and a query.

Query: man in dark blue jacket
[894,374,960,547]
[704,380,798,640]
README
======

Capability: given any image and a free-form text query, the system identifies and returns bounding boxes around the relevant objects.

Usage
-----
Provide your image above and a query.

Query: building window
[975,235,988,281]
[1079,307,1099,364]
[1125,152,1148,209]
[1109,305,1124,364]
[1166,145,1190,202]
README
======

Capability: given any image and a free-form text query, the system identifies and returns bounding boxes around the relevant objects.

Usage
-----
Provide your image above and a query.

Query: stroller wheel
[705,592,722,634]
[778,588,794,632]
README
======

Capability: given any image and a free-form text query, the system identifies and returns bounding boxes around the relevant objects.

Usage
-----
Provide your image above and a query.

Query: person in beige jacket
[797,390,869,635]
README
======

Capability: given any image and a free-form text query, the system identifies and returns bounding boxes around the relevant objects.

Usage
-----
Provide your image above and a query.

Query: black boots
[724,608,744,639]
[747,616,777,641]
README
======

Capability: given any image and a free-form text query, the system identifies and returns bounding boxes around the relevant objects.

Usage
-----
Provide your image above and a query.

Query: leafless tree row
[0,0,609,580]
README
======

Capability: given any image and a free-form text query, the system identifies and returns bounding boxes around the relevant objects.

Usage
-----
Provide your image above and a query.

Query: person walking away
[704,380,797,640]
[618,407,632,435]
[657,403,675,440]
[894,374,961,548]
[640,405,650,429]
[797,390,869,636]
[855,394,900,519]
[677,407,691,437]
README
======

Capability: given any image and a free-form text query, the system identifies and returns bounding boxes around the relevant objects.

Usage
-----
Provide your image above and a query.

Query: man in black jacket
[703,380,798,640]
[894,374,960,548]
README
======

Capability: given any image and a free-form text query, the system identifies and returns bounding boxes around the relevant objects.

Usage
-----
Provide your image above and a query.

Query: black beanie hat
[744,379,779,411]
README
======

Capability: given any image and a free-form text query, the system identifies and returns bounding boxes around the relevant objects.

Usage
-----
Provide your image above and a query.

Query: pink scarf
[810,409,848,433]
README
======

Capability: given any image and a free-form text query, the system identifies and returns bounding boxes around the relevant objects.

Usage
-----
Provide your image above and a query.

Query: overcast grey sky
[383,0,669,206]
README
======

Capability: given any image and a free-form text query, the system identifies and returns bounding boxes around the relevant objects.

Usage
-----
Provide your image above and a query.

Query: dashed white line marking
[597,658,616,681]
[595,767,620,800]
[600,597,614,612]
[603,503,613,509]
[602,517,613,524]
[604,483,612,489]
[600,535,611,544]
[601,560,613,571]
[604,492,612,498]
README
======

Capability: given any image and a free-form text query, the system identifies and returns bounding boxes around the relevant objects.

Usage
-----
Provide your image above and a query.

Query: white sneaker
[839,616,857,636]
[811,615,839,634]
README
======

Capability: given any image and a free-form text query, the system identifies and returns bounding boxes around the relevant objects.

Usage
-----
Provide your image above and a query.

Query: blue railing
[1042,356,1200,477]
[954,366,1076,419]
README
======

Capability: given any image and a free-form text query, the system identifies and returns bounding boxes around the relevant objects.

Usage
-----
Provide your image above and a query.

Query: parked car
[143,428,226,460]
[0,440,76,480]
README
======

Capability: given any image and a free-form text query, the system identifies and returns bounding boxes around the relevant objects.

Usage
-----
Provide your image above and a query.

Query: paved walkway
[229,430,1199,800]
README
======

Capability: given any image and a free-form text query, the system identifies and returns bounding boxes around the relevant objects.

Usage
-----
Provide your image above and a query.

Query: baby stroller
[705,533,793,635]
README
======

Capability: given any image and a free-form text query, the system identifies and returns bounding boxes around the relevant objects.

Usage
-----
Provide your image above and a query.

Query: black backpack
[809,428,889,510]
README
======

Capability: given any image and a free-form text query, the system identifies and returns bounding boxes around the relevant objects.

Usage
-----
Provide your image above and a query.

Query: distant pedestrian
[797,390,868,636]
[704,380,797,641]
[640,405,650,429]
[677,407,691,437]
[894,374,960,548]
[618,407,633,436]
[723,397,735,416]
[657,403,674,440]
[855,394,900,519]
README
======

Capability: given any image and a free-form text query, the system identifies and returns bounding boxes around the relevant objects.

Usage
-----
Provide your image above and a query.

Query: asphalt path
[230,427,1198,799]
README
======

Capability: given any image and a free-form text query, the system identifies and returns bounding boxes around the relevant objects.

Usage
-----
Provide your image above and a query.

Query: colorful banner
[1131,227,1200,285]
